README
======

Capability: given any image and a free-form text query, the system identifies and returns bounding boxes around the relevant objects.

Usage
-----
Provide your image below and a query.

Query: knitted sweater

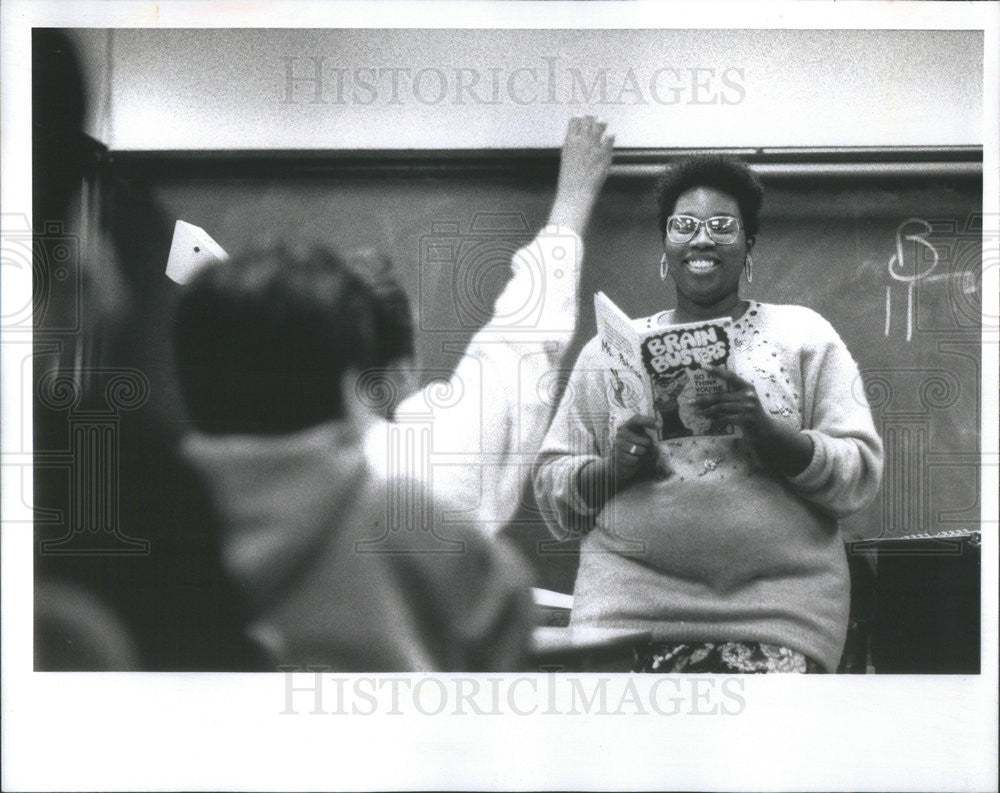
[183,421,533,671]
[532,301,884,671]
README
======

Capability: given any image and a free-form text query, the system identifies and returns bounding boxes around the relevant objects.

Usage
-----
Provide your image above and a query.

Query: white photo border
[2,2,997,791]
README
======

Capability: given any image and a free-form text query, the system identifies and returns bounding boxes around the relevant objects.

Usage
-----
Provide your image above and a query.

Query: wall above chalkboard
[67,28,983,151]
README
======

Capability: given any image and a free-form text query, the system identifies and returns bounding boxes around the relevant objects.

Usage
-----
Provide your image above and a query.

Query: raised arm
[494,116,613,338]
[547,116,615,236]
[466,117,613,527]
[378,118,615,533]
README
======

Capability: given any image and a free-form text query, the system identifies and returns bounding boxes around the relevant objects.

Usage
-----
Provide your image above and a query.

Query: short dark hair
[343,249,415,367]
[173,246,378,435]
[655,155,764,240]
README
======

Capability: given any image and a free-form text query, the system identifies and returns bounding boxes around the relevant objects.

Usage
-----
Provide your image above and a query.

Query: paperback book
[594,291,734,441]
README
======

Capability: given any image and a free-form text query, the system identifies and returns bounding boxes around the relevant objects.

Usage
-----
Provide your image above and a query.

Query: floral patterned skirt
[633,641,824,673]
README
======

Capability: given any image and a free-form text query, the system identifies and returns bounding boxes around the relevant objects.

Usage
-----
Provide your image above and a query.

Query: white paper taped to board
[165,220,229,284]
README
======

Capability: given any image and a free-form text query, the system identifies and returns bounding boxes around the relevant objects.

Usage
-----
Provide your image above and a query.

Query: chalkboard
[114,155,983,589]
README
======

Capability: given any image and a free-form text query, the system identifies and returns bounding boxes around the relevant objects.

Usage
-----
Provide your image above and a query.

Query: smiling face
[663,186,752,315]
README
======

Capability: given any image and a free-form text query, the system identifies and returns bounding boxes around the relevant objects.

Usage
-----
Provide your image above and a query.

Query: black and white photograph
[2,2,998,791]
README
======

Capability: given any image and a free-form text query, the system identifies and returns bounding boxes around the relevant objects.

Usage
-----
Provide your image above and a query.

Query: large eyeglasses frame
[665,214,743,244]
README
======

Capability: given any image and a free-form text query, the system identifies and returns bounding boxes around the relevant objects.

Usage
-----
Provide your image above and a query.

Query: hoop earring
[660,253,669,281]
[744,254,754,284]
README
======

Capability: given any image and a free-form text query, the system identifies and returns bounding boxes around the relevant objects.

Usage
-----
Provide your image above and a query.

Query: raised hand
[548,116,615,235]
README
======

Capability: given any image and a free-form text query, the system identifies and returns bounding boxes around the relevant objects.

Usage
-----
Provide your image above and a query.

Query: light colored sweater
[532,301,884,671]
[183,421,533,671]
[365,225,584,534]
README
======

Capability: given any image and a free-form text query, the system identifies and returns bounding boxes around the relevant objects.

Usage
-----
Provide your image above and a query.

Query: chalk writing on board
[885,218,939,342]
[882,217,979,341]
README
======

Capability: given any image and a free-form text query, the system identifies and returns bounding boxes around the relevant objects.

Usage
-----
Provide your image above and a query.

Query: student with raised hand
[362,115,615,533]
[172,117,613,671]
[174,247,534,671]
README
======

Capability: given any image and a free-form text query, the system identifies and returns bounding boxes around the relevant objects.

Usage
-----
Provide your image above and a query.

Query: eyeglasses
[666,214,742,244]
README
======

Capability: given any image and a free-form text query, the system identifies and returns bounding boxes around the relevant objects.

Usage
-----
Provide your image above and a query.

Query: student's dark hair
[173,245,378,435]
[344,249,415,367]
[655,155,764,240]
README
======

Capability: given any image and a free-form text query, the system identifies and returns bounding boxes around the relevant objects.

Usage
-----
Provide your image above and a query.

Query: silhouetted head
[173,245,379,435]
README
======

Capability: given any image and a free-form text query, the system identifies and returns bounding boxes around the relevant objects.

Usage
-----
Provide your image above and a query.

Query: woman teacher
[533,155,883,673]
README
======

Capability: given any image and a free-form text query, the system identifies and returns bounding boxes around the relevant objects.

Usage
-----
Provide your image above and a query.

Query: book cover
[594,292,733,441]
[639,313,734,439]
